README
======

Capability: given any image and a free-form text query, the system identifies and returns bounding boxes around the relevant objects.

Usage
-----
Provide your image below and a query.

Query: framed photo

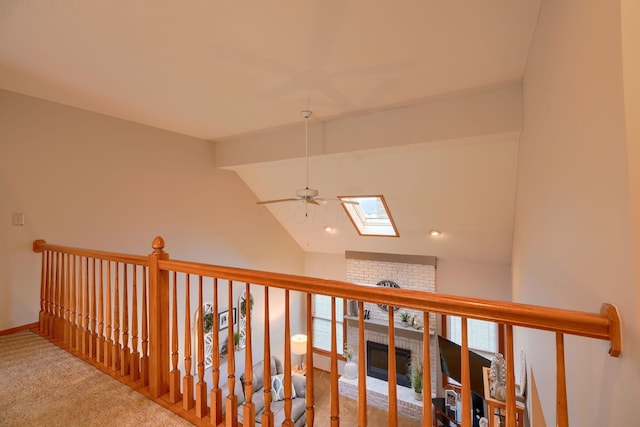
[218,308,237,331]
[445,389,457,408]
[218,310,230,330]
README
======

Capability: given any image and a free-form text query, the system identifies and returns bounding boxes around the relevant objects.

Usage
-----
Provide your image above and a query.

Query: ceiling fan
[256,110,357,206]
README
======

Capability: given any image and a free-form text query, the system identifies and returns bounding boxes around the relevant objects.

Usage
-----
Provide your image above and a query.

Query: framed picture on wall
[219,310,230,330]
[218,308,237,331]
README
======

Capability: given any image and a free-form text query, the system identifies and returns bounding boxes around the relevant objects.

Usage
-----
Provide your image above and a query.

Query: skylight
[338,195,399,237]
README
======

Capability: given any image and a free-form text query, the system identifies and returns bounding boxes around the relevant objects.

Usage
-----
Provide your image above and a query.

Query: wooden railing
[32,238,621,427]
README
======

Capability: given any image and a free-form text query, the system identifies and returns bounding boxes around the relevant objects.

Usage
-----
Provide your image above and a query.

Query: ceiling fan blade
[256,198,299,205]
[306,199,321,206]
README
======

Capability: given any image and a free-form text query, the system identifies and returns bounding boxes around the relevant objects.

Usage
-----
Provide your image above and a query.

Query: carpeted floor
[0,331,192,427]
[0,331,423,426]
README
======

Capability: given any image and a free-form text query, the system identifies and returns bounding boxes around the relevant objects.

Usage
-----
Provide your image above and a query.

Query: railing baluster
[90,258,97,359]
[97,260,105,364]
[83,256,90,355]
[170,271,182,403]
[46,251,54,336]
[64,254,71,345]
[423,310,433,423]
[387,306,398,426]
[121,263,130,376]
[225,279,238,427]
[112,262,121,370]
[210,278,222,425]
[141,267,149,386]
[357,301,367,427]
[58,252,64,338]
[505,325,516,427]
[305,292,314,427]
[283,289,293,427]
[76,256,83,352]
[131,265,140,381]
[70,255,77,349]
[195,275,208,418]
[243,283,255,426]
[105,261,113,368]
[556,333,568,427]
[330,296,339,427]
[44,251,54,336]
[460,317,472,427]
[183,274,195,411]
[50,251,58,336]
[261,286,274,427]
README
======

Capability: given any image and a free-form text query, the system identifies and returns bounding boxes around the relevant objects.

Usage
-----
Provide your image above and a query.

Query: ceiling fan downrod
[302,109,312,190]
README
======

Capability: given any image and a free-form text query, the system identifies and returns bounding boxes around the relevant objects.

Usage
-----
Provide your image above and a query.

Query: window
[311,295,344,356]
[442,315,504,390]
[338,195,399,237]
[446,316,500,359]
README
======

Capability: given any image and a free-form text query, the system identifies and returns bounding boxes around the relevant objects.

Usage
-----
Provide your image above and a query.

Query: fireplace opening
[366,341,412,388]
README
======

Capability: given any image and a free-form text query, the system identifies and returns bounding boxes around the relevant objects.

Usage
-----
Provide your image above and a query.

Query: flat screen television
[438,335,491,398]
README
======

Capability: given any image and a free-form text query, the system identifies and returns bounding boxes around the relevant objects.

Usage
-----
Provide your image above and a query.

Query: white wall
[436,260,511,301]
[513,0,639,425]
[621,0,640,383]
[0,88,305,359]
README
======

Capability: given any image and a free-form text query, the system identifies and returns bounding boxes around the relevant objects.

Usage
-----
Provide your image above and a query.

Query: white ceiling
[0,1,542,264]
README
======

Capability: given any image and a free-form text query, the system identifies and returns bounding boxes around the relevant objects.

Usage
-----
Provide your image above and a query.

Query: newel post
[148,236,170,398]
[33,240,47,333]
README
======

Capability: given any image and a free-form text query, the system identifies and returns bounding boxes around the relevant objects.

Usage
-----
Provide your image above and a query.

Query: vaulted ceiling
[0,1,542,264]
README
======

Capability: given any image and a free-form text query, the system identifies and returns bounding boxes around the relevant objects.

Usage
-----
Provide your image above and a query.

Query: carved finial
[151,236,165,253]
[33,239,46,253]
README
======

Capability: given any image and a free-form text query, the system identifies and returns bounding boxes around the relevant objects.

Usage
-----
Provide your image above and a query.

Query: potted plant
[409,361,424,401]
[203,311,214,334]
[400,311,411,325]
[234,332,241,351]
[240,294,254,316]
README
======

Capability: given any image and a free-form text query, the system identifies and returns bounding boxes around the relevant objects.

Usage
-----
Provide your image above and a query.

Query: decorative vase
[344,361,357,379]
[414,391,423,401]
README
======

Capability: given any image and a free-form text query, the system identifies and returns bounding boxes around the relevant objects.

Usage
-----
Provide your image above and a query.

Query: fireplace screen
[366,341,412,388]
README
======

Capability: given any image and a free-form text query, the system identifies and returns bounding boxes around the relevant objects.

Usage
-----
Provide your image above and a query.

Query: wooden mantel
[344,315,434,341]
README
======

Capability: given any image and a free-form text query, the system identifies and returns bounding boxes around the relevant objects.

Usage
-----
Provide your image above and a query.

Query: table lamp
[291,334,307,370]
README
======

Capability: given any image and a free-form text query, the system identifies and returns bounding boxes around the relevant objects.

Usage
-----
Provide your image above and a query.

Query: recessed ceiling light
[324,226,335,233]
[430,230,442,237]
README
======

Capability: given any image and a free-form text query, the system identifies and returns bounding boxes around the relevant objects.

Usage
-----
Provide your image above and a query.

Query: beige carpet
[0,331,192,427]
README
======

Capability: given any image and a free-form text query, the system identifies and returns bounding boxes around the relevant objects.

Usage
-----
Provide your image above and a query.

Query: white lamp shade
[291,334,308,355]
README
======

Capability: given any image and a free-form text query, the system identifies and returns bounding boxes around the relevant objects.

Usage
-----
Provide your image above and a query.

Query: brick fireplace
[339,251,438,420]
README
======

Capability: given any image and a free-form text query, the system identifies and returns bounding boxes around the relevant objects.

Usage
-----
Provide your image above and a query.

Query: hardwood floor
[311,369,423,427]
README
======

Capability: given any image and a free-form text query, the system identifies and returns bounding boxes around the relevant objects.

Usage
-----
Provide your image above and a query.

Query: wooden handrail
[31,237,623,427]
[33,240,148,266]
[157,258,620,354]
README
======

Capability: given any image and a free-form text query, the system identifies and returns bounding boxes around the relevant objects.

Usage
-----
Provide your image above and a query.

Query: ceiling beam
[214,83,522,168]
